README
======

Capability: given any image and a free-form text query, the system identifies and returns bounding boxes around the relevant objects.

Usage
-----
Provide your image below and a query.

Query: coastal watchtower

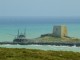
[53,25,67,38]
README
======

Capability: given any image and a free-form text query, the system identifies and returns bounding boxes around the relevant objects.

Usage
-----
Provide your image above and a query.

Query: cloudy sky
[0,0,80,17]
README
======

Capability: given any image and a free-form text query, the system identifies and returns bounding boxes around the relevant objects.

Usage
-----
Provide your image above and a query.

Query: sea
[0,17,80,52]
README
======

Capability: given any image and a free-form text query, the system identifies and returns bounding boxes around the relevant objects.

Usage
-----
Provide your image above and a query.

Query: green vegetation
[0,48,80,60]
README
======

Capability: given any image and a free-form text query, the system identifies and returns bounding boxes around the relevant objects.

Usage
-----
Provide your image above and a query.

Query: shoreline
[0,42,80,47]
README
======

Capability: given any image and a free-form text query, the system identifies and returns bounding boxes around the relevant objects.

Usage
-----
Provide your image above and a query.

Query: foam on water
[0,45,80,52]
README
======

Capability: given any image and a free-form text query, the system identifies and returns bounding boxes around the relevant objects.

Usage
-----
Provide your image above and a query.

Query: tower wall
[53,25,67,38]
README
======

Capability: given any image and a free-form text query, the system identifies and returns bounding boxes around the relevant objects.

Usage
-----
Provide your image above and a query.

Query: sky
[0,0,80,17]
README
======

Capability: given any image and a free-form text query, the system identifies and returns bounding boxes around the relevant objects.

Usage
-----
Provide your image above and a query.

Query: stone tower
[53,25,67,38]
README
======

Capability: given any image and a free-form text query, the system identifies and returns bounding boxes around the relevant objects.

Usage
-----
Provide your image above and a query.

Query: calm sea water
[0,23,80,42]
[0,17,80,52]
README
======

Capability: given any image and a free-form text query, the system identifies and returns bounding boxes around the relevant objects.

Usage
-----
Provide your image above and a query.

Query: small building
[41,25,68,38]
[53,25,67,38]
